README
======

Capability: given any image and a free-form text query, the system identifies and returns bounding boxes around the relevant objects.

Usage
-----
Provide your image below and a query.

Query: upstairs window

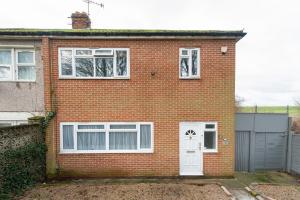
[179,48,200,79]
[59,48,130,79]
[0,49,36,81]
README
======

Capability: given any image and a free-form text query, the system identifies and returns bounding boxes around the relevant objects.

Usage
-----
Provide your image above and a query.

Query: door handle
[199,142,201,150]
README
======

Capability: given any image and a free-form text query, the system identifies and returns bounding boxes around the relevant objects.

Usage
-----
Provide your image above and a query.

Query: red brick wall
[43,38,237,177]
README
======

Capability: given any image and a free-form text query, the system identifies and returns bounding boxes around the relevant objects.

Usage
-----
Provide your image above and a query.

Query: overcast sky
[0,0,299,106]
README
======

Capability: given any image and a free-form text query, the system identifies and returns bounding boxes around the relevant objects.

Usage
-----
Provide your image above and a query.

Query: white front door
[179,122,204,175]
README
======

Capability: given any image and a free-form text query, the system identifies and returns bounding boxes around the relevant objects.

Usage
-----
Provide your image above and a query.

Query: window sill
[203,150,218,153]
[0,80,36,83]
[58,77,130,80]
[59,149,154,154]
[179,77,201,80]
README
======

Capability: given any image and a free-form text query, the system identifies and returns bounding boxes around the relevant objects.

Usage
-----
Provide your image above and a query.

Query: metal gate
[255,132,287,170]
[235,113,289,172]
[235,131,250,171]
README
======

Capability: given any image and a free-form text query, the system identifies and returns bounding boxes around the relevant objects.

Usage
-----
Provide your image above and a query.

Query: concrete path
[230,189,256,200]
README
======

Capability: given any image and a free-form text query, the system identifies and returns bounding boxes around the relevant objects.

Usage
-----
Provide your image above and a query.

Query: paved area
[231,189,256,200]
[221,171,300,200]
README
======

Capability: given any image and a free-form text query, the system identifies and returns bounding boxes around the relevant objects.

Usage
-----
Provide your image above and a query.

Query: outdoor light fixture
[221,46,228,54]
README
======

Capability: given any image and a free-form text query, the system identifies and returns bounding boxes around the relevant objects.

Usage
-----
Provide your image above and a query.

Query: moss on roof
[0,28,246,38]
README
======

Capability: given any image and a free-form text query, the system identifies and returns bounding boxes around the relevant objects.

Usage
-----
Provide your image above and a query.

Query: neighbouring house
[0,12,246,177]
[0,36,44,127]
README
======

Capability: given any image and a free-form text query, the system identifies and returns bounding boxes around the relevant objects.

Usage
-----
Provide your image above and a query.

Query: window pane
[205,124,215,129]
[95,49,113,55]
[76,50,92,55]
[181,49,188,56]
[204,131,216,150]
[192,50,198,75]
[110,124,136,129]
[77,132,105,150]
[18,51,34,64]
[116,50,127,76]
[75,58,94,77]
[0,66,11,79]
[18,66,36,80]
[95,57,113,77]
[78,125,104,129]
[63,125,74,149]
[109,132,137,150]
[61,50,72,76]
[140,125,151,149]
[0,50,11,64]
[180,57,189,77]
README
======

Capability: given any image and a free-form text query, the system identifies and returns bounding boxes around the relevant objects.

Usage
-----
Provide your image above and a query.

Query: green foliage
[0,111,55,199]
[240,106,300,117]
[39,111,55,135]
[0,143,47,198]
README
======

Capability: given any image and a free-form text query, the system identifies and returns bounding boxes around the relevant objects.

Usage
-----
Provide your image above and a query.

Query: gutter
[0,35,245,41]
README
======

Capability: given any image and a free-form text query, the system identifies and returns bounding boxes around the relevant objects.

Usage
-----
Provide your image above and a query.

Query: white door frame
[179,122,204,176]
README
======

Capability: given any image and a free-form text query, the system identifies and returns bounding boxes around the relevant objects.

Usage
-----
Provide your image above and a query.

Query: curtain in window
[63,125,74,149]
[0,51,11,64]
[18,66,36,80]
[78,125,104,129]
[109,132,137,150]
[110,124,136,129]
[0,66,10,79]
[77,132,106,150]
[140,125,151,148]
[18,51,34,63]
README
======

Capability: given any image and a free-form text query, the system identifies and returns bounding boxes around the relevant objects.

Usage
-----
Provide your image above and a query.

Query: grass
[236,172,298,185]
[239,106,300,117]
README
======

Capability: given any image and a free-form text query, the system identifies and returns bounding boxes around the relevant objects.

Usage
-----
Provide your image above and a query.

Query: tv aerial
[83,0,104,16]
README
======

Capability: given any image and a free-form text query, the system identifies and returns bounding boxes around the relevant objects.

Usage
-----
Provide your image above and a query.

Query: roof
[0,29,246,39]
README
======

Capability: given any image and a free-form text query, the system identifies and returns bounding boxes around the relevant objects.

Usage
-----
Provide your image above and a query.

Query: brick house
[0,12,246,177]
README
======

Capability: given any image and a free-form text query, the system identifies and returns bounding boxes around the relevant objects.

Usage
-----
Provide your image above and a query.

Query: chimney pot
[71,12,91,29]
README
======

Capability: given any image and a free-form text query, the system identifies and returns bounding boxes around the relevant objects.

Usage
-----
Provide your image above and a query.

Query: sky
[0,0,299,106]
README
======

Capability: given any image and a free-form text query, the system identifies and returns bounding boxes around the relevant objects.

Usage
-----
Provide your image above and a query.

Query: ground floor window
[60,122,153,153]
[203,122,218,152]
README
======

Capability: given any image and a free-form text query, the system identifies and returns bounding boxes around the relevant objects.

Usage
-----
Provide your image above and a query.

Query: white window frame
[58,48,130,79]
[179,48,200,79]
[0,49,14,81]
[0,48,36,82]
[16,50,36,81]
[60,122,154,154]
[203,122,218,153]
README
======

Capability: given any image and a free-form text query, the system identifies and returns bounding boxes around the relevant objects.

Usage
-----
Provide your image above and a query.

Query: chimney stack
[71,12,91,29]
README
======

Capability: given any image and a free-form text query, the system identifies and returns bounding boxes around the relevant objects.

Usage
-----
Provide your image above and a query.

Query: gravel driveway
[18,183,230,200]
[253,184,300,200]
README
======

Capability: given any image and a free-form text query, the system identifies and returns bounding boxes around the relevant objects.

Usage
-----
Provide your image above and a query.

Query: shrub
[0,142,47,198]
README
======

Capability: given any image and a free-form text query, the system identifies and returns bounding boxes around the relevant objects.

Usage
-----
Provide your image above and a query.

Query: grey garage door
[255,132,287,170]
[235,131,250,171]
[236,113,289,172]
